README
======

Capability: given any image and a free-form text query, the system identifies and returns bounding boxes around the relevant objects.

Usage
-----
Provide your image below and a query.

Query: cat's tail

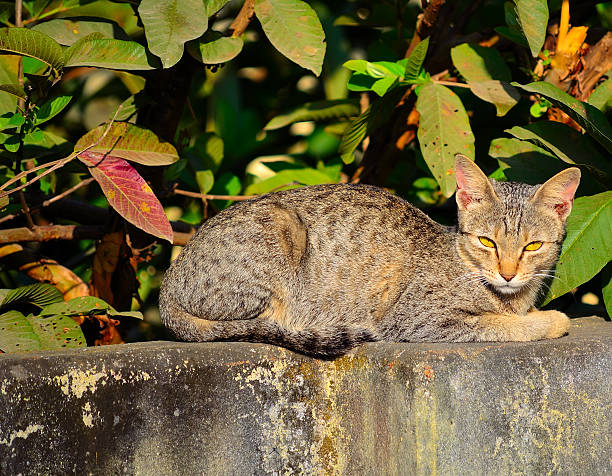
[159,290,376,359]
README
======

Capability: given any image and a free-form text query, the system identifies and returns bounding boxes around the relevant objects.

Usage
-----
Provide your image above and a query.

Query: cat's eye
[525,241,543,251]
[478,236,496,248]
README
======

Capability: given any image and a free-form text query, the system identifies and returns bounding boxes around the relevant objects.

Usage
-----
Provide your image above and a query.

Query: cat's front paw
[530,310,570,339]
[544,310,570,339]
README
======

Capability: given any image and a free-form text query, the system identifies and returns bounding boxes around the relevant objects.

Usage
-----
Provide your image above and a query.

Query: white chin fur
[494,284,522,295]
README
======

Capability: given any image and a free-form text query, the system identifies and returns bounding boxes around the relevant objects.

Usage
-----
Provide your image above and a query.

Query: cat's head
[453,154,580,297]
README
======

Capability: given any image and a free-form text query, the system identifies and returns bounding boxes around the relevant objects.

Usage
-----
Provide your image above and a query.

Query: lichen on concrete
[0,316,610,475]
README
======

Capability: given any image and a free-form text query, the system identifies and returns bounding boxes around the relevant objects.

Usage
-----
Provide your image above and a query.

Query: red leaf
[79,151,173,242]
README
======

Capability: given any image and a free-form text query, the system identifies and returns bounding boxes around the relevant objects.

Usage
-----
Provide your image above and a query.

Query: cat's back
[168,183,448,305]
[195,182,443,240]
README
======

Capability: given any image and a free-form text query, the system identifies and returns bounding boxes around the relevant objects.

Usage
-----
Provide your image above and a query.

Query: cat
[159,154,580,358]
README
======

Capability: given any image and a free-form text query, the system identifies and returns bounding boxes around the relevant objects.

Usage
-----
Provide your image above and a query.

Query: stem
[22,6,69,25]
[433,80,470,88]
[0,178,94,225]
[13,0,35,229]
[0,156,75,192]
[0,105,123,199]
[174,189,255,201]
[230,0,255,38]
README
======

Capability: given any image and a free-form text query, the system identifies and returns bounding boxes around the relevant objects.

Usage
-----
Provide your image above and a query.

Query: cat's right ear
[531,167,581,221]
[454,154,498,210]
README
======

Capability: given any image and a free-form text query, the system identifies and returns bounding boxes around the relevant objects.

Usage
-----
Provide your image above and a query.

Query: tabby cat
[159,154,580,357]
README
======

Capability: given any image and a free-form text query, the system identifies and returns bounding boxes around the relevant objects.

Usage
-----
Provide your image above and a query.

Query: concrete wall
[0,316,610,475]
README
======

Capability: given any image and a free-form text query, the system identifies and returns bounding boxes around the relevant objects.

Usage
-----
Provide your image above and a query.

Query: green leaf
[75,122,179,166]
[139,0,207,69]
[602,263,611,318]
[206,0,230,16]
[209,172,242,209]
[30,0,53,17]
[34,95,72,125]
[543,191,612,305]
[512,81,612,154]
[366,62,392,78]
[343,59,368,73]
[64,36,160,70]
[0,112,25,131]
[450,43,518,116]
[265,99,359,130]
[588,77,612,112]
[0,84,26,100]
[404,37,429,81]
[371,76,399,97]
[40,295,142,319]
[490,137,565,180]
[469,80,520,116]
[338,87,404,164]
[489,137,606,194]
[0,2,13,25]
[450,43,512,82]
[512,0,548,57]
[244,168,333,195]
[345,60,405,95]
[3,134,19,151]
[186,132,224,173]
[494,26,529,48]
[187,31,243,64]
[0,56,18,112]
[347,73,377,92]
[416,82,475,197]
[195,169,214,194]
[0,27,64,78]
[22,130,72,160]
[0,310,85,353]
[0,283,63,310]
[505,121,611,174]
[254,0,326,76]
[32,18,130,46]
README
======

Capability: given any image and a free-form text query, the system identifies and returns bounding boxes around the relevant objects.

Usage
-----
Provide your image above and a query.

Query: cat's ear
[531,167,581,220]
[454,154,498,210]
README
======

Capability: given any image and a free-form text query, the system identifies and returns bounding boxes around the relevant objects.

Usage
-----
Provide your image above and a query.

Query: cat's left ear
[454,154,498,210]
[531,167,581,221]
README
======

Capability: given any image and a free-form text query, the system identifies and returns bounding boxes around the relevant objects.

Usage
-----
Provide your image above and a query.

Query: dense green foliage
[0,0,610,351]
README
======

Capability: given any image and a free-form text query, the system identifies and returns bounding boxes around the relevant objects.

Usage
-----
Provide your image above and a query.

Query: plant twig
[0,105,123,199]
[174,189,255,201]
[0,178,96,225]
[433,80,470,88]
[230,0,255,38]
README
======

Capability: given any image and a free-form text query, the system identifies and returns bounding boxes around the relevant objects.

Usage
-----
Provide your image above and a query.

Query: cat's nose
[500,272,516,282]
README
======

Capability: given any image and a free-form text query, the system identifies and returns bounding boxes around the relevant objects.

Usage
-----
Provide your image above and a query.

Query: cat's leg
[471,309,570,341]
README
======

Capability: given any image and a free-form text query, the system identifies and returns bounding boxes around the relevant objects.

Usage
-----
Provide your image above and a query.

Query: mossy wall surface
[1,317,610,475]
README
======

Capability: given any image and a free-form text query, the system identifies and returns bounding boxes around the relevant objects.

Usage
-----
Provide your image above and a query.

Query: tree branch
[0,222,196,246]
[577,32,612,100]
[230,0,255,38]
[0,225,106,244]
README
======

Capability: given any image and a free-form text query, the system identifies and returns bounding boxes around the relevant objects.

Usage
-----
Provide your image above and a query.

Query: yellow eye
[478,236,496,248]
[525,241,543,251]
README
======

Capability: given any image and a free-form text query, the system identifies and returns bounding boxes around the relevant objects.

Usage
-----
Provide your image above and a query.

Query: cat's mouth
[493,283,524,295]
